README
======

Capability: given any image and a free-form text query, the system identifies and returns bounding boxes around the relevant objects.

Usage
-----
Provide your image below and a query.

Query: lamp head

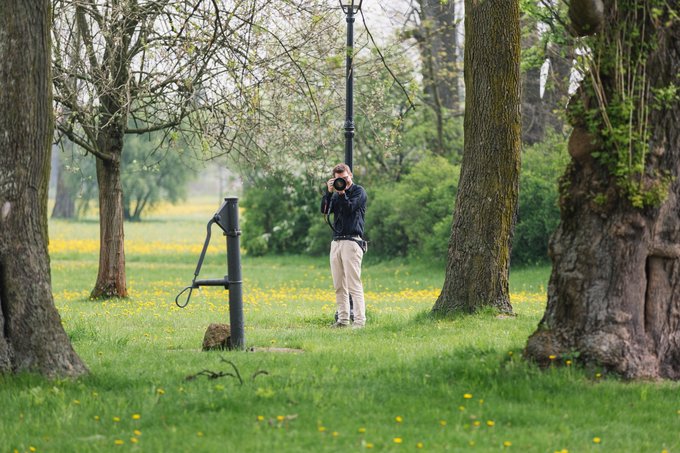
[339,0,362,14]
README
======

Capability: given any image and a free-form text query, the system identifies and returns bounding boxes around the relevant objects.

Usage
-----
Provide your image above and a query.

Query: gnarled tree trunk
[525,1,680,379]
[432,0,521,315]
[0,0,87,377]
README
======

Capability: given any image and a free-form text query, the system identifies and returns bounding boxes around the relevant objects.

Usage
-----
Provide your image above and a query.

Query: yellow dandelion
[593,437,601,444]
[463,393,473,399]
[417,442,424,448]
[504,441,512,447]
[469,440,476,446]
[29,448,37,453]
[487,420,495,427]
[473,421,481,427]
[132,413,141,420]
[332,431,339,437]
[394,437,403,444]
[134,430,142,436]
[276,415,285,422]
[566,360,572,366]
[157,388,165,395]
[508,351,513,356]
[458,405,466,411]
[93,415,100,421]
[595,373,602,379]
[130,438,138,444]
[358,427,366,433]
[113,416,121,422]
[395,415,403,423]
[114,439,124,445]
[439,420,447,426]
[549,355,556,360]
[318,426,326,432]
[365,443,374,449]
[197,432,204,437]
[257,415,265,421]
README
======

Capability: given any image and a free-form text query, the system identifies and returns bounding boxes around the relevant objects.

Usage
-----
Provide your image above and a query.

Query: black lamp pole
[340,0,362,171]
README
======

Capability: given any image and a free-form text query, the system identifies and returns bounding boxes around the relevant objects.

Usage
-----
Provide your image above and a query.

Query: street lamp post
[339,0,362,171]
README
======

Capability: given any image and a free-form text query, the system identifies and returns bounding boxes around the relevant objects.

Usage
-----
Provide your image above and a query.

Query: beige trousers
[330,239,366,325]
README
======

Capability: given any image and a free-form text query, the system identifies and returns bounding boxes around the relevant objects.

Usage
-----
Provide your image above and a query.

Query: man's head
[332,163,353,189]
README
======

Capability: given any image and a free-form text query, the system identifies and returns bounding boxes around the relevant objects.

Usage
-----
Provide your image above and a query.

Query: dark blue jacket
[320,184,367,238]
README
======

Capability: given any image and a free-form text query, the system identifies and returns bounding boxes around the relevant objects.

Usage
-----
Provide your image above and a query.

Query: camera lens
[333,178,347,191]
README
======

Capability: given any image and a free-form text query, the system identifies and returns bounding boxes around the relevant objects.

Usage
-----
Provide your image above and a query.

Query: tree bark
[432,0,521,315]
[525,2,680,379]
[0,0,87,377]
[91,151,127,298]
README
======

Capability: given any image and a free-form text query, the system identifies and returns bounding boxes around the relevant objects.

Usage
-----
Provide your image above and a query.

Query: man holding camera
[320,163,367,328]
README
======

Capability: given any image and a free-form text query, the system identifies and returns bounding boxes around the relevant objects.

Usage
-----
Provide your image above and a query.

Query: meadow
[2,199,679,452]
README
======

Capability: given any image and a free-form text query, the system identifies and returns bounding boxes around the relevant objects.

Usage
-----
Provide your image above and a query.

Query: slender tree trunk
[0,0,87,377]
[91,152,127,298]
[432,0,521,315]
[525,1,680,379]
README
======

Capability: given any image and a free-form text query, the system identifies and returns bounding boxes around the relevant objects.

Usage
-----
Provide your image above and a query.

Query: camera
[332,177,347,191]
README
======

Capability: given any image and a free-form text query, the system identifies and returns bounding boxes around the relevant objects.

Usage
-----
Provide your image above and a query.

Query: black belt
[333,235,367,253]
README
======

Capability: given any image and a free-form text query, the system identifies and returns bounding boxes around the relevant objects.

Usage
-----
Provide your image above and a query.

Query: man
[320,163,367,328]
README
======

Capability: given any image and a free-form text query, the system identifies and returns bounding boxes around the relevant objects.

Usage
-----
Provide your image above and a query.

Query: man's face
[334,170,353,188]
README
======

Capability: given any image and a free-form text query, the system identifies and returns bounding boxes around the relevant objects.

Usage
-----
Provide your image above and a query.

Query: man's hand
[326,178,335,193]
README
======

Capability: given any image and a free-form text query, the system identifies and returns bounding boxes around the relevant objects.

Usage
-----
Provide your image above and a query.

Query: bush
[512,135,569,265]
[366,156,459,261]
[241,172,320,256]
[239,136,567,266]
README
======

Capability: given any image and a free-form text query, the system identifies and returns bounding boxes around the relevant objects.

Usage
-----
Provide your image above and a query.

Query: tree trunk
[51,151,76,219]
[521,20,571,145]
[91,153,127,298]
[525,2,680,379]
[0,0,87,377]
[415,0,462,155]
[419,0,461,111]
[432,0,521,315]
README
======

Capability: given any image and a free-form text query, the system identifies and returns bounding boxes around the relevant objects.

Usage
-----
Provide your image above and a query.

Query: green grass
[1,205,678,452]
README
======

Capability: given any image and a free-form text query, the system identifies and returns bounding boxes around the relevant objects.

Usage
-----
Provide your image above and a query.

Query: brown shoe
[330,322,349,328]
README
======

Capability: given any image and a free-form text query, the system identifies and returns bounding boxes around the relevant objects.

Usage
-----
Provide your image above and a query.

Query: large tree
[52,0,332,298]
[525,1,680,379]
[0,0,87,377]
[432,0,522,314]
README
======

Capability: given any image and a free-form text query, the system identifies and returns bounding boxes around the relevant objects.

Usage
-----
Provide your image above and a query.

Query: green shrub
[241,172,320,256]
[512,135,569,265]
[366,156,459,261]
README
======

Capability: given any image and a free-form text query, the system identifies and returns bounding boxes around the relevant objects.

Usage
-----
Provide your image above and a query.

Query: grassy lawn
[2,201,678,452]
